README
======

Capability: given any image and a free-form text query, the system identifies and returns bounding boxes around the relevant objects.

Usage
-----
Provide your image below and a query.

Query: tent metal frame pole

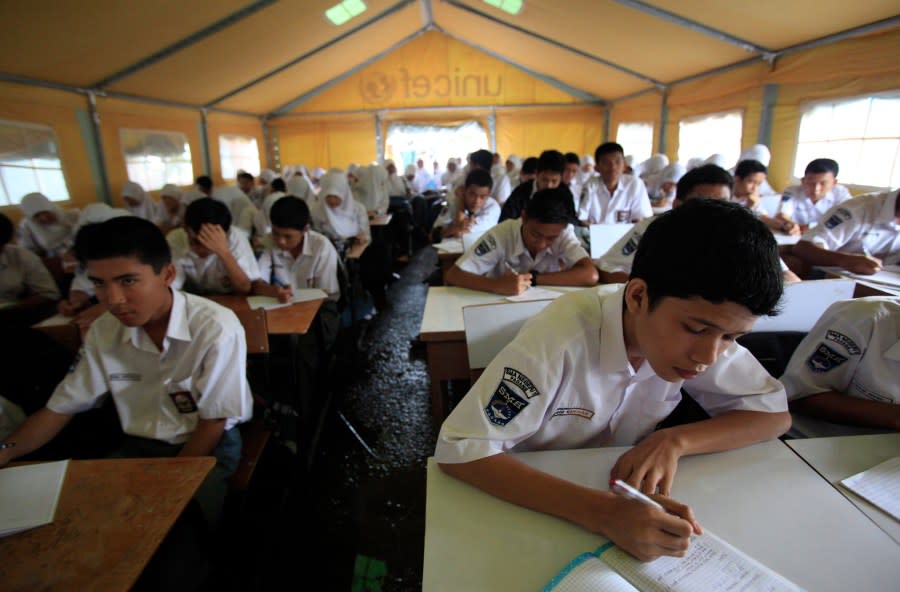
[419,0,433,26]
[777,16,900,57]
[92,0,277,89]
[603,106,611,143]
[658,89,669,155]
[207,0,416,108]
[757,84,778,148]
[269,101,606,120]
[199,108,212,176]
[442,0,662,88]
[612,0,774,58]
[86,91,112,205]
[488,108,497,153]
[375,112,384,162]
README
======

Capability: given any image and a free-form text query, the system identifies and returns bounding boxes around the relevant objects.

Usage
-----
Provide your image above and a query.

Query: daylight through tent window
[794,93,900,188]
[677,110,743,168]
[0,120,69,206]
[384,121,488,175]
[219,134,260,180]
[615,122,654,164]
[120,129,193,191]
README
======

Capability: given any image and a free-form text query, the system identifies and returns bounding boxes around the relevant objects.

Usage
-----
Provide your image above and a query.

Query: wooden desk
[418,286,582,428]
[345,239,369,260]
[786,433,900,544]
[206,294,324,336]
[0,457,215,592]
[423,440,900,592]
[31,304,106,353]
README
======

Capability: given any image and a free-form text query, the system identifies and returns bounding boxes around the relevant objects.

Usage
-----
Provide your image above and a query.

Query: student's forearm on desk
[539,259,598,287]
[598,269,629,284]
[790,392,900,431]
[251,279,280,297]
[178,418,227,457]
[791,240,854,268]
[445,265,523,295]
[0,407,73,466]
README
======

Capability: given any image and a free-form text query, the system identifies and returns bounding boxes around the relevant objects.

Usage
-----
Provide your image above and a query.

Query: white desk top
[424,440,900,592]
[786,433,900,544]
[419,286,584,337]
[774,232,801,246]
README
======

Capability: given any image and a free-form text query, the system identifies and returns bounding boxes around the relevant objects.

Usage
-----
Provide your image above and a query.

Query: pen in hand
[610,479,664,511]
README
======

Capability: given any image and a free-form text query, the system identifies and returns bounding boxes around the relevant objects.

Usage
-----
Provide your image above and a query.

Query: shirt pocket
[163,377,199,418]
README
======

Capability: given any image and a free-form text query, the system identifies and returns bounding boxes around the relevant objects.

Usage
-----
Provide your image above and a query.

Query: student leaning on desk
[0,217,253,530]
[435,198,792,562]
[444,186,598,295]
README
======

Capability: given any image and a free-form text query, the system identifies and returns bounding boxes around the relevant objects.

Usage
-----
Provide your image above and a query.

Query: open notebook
[0,459,69,537]
[840,456,900,522]
[541,530,804,592]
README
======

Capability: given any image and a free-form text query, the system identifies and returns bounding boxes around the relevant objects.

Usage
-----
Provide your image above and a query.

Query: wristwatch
[530,270,540,286]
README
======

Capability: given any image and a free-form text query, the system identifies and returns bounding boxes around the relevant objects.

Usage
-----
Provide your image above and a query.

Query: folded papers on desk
[840,456,900,522]
[0,460,68,537]
[247,289,328,310]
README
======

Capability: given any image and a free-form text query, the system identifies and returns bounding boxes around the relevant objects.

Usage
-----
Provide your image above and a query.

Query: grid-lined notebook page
[840,456,900,521]
[598,530,805,592]
[540,552,638,592]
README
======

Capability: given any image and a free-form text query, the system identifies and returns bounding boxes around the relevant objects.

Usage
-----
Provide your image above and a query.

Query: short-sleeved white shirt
[779,184,852,226]
[434,285,788,464]
[256,229,341,302]
[0,243,61,301]
[169,227,261,295]
[455,218,589,278]
[578,175,653,224]
[432,191,501,236]
[799,190,900,264]
[47,289,252,445]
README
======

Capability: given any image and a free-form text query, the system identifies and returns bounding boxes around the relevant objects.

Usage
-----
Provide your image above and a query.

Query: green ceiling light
[325,0,368,26]
[482,0,522,14]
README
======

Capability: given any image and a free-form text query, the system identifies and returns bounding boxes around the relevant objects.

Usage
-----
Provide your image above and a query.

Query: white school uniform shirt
[169,227,261,295]
[256,229,340,302]
[17,211,79,258]
[432,191,501,236]
[46,289,252,445]
[434,285,787,464]
[491,173,512,206]
[780,297,900,437]
[456,218,589,278]
[578,174,653,224]
[779,183,852,226]
[799,189,900,264]
[0,243,61,301]
[311,200,371,244]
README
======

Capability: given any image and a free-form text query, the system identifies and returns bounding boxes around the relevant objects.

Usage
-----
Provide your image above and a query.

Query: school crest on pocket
[169,391,198,413]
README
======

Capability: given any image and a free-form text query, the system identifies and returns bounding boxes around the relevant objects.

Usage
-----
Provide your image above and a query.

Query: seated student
[257,178,289,236]
[499,150,566,223]
[17,192,78,259]
[195,174,213,196]
[732,144,778,196]
[769,158,852,236]
[0,212,60,327]
[440,158,462,189]
[435,198,791,562]
[648,162,687,211]
[286,170,313,203]
[731,159,768,215]
[385,160,410,198]
[597,165,802,285]
[169,198,261,296]
[505,154,522,189]
[121,180,164,223]
[157,183,185,234]
[310,170,371,248]
[518,156,538,186]
[562,152,582,214]
[578,142,653,226]
[432,169,499,241]
[0,216,253,530]
[791,188,899,275]
[780,297,899,437]
[236,170,261,205]
[353,164,391,217]
[212,185,261,241]
[445,187,598,295]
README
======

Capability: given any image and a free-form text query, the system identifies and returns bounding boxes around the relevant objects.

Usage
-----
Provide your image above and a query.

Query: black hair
[271,177,287,192]
[676,165,734,201]
[804,158,839,177]
[523,187,577,225]
[184,197,232,233]
[631,198,783,316]
[521,157,539,175]
[564,152,580,166]
[0,213,12,246]
[469,149,494,171]
[237,172,254,182]
[270,196,310,231]
[595,142,624,162]
[735,159,767,179]
[464,169,493,190]
[74,216,171,272]
[536,150,566,174]
[195,175,213,192]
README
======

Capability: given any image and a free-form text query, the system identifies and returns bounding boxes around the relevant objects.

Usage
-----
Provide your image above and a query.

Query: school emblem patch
[807,343,848,373]
[824,207,852,229]
[621,233,642,256]
[474,234,496,257]
[169,391,198,413]
[484,368,539,426]
[825,330,861,355]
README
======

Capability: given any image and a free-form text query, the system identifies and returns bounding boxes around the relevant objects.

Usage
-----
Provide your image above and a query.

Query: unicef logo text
[359,68,502,104]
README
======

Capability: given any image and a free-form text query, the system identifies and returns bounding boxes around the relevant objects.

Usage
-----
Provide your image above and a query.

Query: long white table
[786,433,900,544]
[423,439,900,591]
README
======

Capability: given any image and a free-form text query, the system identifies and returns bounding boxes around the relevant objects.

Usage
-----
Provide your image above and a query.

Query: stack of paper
[0,459,69,536]
[840,456,900,522]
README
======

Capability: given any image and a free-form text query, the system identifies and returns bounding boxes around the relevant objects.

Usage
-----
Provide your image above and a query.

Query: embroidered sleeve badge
[474,234,497,257]
[825,330,861,355]
[807,343,848,373]
[483,368,540,426]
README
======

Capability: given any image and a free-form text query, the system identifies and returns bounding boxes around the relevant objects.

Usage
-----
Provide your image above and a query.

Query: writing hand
[276,285,293,303]
[845,254,883,275]
[610,429,683,496]
[597,494,699,562]
[498,271,532,295]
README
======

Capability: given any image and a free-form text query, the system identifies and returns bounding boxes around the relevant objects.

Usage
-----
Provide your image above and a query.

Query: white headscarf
[121,181,158,221]
[181,189,206,206]
[651,162,687,199]
[258,168,277,184]
[686,157,705,171]
[640,154,669,178]
[74,203,131,235]
[704,153,728,168]
[583,154,595,167]
[404,164,417,179]
[213,185,258,233]
[316,170,359,239]
[286,174,312,202]
[736,144,771,168]
[18,192,75,255]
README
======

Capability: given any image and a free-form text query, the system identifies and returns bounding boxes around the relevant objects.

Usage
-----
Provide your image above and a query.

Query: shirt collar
[119,288,191,348]
[876,190,899,224]
[598,285,633,376]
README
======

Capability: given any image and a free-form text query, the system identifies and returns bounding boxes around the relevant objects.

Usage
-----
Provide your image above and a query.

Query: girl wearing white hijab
[120,180,164,223]
[286,172,313,203]
[638,153,669,191]
[213,185,262,239]
[311,170,370,246]
[734,144,778,196]
[17,192,78,258]
[505,154,522,188]
[703,153,728,168]
[649,162,687,211]
[157,184,185,232]
[354,164,390,215]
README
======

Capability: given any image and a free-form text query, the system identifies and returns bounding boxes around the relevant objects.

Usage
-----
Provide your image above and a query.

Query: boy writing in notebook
[436,198,791,561]
[445,187,598,295]
[0,216,252,528]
